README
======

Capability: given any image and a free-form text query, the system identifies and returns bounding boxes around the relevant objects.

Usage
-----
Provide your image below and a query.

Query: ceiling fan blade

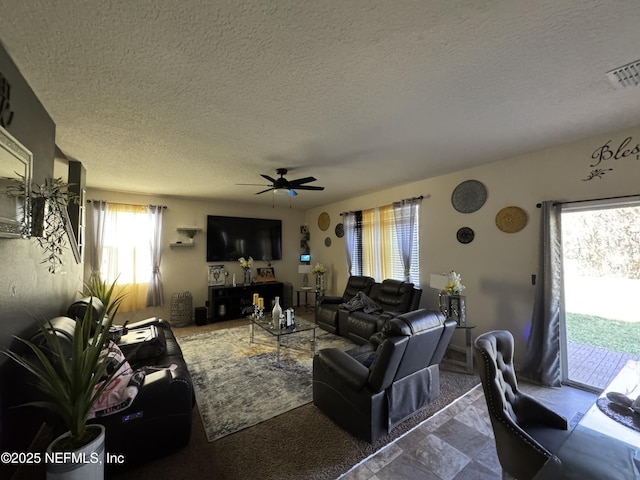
[255,187,275,195]
[288,176,317,187]
[294,185,325,191]
[260,174,277,183]
[237,183,271,186]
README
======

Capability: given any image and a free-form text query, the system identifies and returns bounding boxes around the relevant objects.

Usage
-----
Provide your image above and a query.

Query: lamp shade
[429,273,449,290]
[298,265,313,274]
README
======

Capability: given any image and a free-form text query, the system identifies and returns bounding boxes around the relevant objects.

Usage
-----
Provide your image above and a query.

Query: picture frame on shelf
[208,265,226,286]
[256,267,276,283]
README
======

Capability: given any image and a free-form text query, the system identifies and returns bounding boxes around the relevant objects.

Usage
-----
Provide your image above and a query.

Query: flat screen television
[206,215,282,262]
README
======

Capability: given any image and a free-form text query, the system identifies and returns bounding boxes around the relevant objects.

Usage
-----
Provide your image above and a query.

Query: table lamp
[298,264,313,287]
[430,273,450,317]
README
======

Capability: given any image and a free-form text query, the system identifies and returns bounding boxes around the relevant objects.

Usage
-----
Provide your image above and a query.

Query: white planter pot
[46,424,106,480]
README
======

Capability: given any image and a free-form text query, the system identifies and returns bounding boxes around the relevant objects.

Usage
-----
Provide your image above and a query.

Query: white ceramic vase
[272,296,282,328]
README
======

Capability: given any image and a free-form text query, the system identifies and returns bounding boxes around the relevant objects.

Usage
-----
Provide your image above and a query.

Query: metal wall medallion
[335,222,344,238]
[456,227,475,244]
[451,180,487,213]
[324,236,332,247]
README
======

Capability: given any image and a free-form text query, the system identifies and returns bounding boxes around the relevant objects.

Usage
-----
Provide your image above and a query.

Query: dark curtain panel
[521,201,562,387]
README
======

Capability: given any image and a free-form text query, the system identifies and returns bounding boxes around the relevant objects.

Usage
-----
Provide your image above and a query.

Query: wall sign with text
[584,136,640,181]
[0,72,14,128]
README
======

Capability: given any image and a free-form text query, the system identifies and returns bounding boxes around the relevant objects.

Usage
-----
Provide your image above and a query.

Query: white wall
[84,189,306,323]
[84,124,640,362]
[305,125,640,362]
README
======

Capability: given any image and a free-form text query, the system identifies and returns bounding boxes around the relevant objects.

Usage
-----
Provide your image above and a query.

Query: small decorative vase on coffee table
[243,269,251,286]
[272,296,282,328]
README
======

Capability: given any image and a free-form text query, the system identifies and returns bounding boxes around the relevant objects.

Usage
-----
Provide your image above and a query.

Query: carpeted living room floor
[104,314,598,480]
[104,315,483,480]
[9,314,596,480]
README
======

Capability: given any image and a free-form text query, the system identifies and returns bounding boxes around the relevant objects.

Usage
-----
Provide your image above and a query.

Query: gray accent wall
[0,42,83,462]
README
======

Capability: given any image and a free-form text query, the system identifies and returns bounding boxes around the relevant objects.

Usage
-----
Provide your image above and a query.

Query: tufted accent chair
[474,330,569,480]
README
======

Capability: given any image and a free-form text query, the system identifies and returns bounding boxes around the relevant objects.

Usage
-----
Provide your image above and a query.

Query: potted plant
[2,283,126,479]
[5,175,79,273]
[31,177,78,274]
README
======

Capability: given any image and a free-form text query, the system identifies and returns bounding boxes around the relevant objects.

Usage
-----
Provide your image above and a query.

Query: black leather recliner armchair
[315,275,375,334]
[31,298,194,465]
[313,309,455,443]
[474,330,570,480]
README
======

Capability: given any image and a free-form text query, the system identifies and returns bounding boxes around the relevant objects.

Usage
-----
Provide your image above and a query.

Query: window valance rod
[340,195,423,216]
[87,200,167,209]
[536,193,640,208]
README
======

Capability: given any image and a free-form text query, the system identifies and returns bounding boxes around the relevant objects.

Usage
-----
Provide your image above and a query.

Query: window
[346,200,420,283]
[100,203,152,311]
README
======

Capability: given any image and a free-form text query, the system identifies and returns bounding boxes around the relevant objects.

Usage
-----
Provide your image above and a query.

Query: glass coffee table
[249,316,319,364]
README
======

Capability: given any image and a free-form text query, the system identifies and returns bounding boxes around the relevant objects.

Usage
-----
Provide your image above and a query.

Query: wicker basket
[170,291,193,327]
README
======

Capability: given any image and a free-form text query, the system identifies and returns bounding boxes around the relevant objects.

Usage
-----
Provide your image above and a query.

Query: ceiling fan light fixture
[273,187,290,195]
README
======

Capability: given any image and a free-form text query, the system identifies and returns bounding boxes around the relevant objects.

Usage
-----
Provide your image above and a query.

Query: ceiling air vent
[607,60,640,89]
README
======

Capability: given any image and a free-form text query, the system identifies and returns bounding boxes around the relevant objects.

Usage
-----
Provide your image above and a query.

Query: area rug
[177,324,354,441]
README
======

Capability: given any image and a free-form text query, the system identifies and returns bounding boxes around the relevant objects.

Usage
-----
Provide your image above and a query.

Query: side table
[296,287,324,310]
[450,324,476,375]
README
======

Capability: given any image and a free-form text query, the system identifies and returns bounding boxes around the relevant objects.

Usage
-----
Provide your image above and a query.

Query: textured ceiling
[1,0,639,209]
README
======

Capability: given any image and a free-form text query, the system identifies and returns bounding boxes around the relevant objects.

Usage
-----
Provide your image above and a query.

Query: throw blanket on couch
[341,291,382,313]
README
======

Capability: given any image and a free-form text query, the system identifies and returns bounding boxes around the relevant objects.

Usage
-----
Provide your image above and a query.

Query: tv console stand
[207,282,284,322]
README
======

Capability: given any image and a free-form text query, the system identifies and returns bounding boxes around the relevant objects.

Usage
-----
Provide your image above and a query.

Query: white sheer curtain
[343,212,357,276]
[89,200,108,281]
[100,203,150,312]
[393,197,421,282]
[521,201,562,387]
[146,205,164,307]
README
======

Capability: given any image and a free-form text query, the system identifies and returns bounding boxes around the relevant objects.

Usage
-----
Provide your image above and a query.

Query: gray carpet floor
[109,318,479,480]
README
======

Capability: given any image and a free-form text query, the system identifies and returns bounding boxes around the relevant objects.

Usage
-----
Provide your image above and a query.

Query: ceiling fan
[238,168,325,196]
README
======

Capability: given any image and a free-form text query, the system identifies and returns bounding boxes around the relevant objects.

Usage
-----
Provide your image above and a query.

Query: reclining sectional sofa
[316,276,422,345]
[31,297,194,465]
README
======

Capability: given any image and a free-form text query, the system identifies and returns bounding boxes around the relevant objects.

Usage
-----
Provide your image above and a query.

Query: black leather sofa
[31,298,194,465]
[315,275,375,334]
[336,279,422,345]
[313,309,455,443]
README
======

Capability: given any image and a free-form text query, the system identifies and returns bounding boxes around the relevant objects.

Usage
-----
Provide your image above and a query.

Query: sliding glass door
[560,198,640,390]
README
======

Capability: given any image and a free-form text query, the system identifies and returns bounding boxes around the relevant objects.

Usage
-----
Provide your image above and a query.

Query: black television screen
[206,215,282,262]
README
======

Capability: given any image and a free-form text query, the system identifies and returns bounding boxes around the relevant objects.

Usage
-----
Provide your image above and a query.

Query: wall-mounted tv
[206,215,282,262]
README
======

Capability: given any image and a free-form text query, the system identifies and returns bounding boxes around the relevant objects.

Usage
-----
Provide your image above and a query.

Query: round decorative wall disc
[324,237,332,247]
[451,180,487,213]
[318,212,330,231]
[496,206,528,233]
[456,227,475,244]
[335,223,344,238]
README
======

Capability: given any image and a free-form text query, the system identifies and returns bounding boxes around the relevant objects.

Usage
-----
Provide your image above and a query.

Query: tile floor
[338,381,597,480]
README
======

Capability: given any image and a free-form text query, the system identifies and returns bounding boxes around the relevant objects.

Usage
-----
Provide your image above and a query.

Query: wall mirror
[0,126,32,238]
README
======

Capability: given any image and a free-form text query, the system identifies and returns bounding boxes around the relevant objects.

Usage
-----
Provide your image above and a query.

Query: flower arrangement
[444,271,465,296]
[311,262,326,275]
[238,256,253,270]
